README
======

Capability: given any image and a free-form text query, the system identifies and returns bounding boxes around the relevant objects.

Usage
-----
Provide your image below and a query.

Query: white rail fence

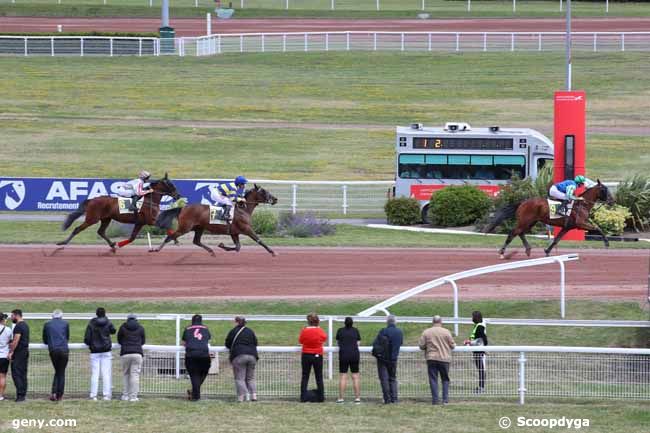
[3,32,650,56]
[8,343,650,404]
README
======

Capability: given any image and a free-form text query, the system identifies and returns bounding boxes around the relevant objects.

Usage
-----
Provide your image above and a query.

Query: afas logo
[0,180,26,210]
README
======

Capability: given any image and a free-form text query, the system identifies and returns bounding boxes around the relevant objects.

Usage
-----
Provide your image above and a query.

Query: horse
[484,180,615,258]
[153,184,278,257]
[57,174,180,252]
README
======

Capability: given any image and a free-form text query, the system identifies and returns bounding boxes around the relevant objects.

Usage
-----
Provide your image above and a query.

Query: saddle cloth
[118,197,143,215]
[209,205,234,225]
[547,199,572,219]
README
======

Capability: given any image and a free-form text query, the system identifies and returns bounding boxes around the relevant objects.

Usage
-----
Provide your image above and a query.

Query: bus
[394,122,554,222]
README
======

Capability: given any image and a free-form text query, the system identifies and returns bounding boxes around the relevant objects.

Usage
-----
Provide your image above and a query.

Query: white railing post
[149,0,152,7]
[428,32,431,51]
[291,184,297,214]
[261,34,265,52]
[621,33,625,52]
[218,35,221,54]
[206,12,211,35]
[421,0,425,10]
[110,38,114,56]
[467,0,471,12]
[593,33,597,52]
[511,33,515,51]
[558,259,566,318]
[331,0,334,10]
[175,315,181,379]
[606,0,609,13]
[483,32,487,51]
[195,0,198,7]
[286,0,289,9]
[51,37,54,56]
[518,352,527,405]
[374,32,377,51]
[455,33,459,52]
[80,37,84,57]
[342,185,348,215]
[240,0,243,8]
[24,37,28,57]
[346,32,350,51]
[328,316,333,380]
[325,33,329,51]
[376,0,379,11]
[512,0,516,12]
[447,280,459,337]
[538,32,542,51]
[282,34,286,52]
[240,35,243,53]
[560,0,563,12]
[139,38,143,56]
[304,33,308,52]
[400,32,404,51]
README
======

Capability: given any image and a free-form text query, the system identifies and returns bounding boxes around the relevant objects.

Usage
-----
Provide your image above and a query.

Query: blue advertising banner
[0,177,229,212]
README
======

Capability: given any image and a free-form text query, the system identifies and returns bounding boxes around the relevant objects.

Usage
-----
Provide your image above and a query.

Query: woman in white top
[0,312,13,401]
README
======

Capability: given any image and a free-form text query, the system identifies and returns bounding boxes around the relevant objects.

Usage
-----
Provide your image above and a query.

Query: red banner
[410,184,502,201]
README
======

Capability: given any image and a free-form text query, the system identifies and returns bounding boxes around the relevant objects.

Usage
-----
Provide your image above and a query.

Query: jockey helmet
[234,176,248,186]
[139,170,151,181]
[574,175,586,185]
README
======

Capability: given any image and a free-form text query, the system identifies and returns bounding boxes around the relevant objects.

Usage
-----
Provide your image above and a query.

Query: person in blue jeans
[372,315,403,404]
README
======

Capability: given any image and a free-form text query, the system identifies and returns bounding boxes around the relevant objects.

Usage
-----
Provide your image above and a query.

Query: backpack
[372,331,392,362]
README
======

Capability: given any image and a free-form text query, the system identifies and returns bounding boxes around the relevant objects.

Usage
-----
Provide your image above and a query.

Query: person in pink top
[298,312,327,402]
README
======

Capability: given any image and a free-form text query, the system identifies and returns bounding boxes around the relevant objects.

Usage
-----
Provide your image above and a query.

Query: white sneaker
[102,396,111,401]
[129,397,139,402]
[121,395,129,401]
[89,396,98,401]
[354,398,361,404]
[336,399,345,404]
[0,396,5,401]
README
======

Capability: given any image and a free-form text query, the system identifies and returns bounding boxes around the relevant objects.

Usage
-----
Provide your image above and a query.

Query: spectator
[118,313,146,402]
[335,317,361,404]
[0,312,12,401]
[9,309,29,402]
[42,309,70,401]
[84,307,116,401]
[419,315,456,405]
[464,310,488,394]
[372,315,403,404]
[182,314,212,401]
[298,312,327,402]
[225,316,258,402]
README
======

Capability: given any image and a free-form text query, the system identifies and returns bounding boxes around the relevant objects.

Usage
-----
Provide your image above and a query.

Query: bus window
[537,158,552,173]
[399,153,525,180]
[494,155,525,180]
[398,154,424,179]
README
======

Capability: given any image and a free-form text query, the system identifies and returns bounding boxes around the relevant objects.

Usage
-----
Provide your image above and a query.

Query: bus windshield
[398,154,526,180]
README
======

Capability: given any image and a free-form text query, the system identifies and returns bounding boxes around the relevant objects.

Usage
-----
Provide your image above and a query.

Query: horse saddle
[209,205,233,225]
[547,199,572,219]
[118,197,143,215]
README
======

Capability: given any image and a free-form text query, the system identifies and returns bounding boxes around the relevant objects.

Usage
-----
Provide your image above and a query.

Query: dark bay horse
[485,180,614,258]
[154,184,278,257]
[57,174,180,252]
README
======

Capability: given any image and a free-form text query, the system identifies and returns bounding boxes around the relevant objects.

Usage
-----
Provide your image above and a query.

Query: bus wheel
[421,204,431,224]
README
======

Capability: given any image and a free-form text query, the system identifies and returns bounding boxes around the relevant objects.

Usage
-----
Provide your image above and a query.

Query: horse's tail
[62,200,88,231]
[156,207,182,230]
[483,200,524,233]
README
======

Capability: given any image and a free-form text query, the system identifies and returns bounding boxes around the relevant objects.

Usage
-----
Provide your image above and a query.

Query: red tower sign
[553,91,586,241]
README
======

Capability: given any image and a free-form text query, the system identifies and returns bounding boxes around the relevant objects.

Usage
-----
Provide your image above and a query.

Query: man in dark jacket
[182,314,212,401]
[372,315,403,404]
[118,313,146,402]
[9,309,29,402]
[84,307,116,400]
[42,309,69,401]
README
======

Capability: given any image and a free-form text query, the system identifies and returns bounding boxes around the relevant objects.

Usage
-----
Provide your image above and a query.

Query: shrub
[534,161,554,198]
[591,205,632,236]
[384,197,421,226]
[614,174,650,231]
[428,185,491,227]
[278,212,336,238]
[252,209,278,236]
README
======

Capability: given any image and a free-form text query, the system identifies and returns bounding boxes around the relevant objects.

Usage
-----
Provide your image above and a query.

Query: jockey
[549,175,596,216]
[209,176,248,223]
[116,171,154,216]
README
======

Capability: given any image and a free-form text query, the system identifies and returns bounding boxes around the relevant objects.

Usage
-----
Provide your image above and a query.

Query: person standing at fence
[42,309,70,402]
[0,312,12,401]
[335,317,361,404]
[118,313,146,402]
[182,314,212,401]
[225,316,258,402]
[84,307,116,401]
[298,312,327,402]
[419,315,456,405]
[372,315,403,404]
[464,310,488,394]
[9,309,29,403]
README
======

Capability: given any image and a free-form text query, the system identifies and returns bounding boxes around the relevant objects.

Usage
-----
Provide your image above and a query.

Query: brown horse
[153,184,278,256]
[485,180,615,258]
[57,174,180,252]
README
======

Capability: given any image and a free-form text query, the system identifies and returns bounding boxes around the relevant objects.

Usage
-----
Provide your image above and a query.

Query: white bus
[395,122,554,222]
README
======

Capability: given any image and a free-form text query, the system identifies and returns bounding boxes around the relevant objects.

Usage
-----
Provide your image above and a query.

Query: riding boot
[222,205,232,224]
[131,196,141,222]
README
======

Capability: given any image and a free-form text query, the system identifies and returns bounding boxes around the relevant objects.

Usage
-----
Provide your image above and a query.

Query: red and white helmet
[139,170,151,181]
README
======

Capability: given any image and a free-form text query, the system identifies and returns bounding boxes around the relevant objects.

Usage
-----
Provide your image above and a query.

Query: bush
[278,212,336,238]
[429,185,491,227]
[384,197,421,226]
[534,161,554,198]
[591,205,632,236]
[615,174,650,232]
[252,209,278,236]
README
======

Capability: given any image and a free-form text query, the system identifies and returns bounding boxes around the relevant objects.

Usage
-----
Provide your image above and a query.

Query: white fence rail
[3,32,650,57]
[9,343,650,404]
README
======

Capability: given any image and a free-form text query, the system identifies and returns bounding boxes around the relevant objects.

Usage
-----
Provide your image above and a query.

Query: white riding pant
[549,185,568,201]
[210,188,233,207]
[115,184,136,198]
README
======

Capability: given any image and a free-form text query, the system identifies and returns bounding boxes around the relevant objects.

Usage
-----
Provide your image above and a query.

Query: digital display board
[412,137,514,150]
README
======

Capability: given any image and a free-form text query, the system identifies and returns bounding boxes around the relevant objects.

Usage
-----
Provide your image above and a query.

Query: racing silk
[217,182,245,200]
[554,180,579,200]
[125,178,150,197]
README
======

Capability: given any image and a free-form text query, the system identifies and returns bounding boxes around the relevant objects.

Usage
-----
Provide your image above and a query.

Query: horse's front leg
[544,227,570,256]
[243,228,276,257]
[581,221,610,248]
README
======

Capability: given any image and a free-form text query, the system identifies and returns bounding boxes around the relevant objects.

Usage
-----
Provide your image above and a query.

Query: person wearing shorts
[336,317,361,404]
[0,312,13,401]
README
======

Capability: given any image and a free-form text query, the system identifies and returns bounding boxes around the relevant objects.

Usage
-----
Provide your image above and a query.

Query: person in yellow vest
[464,311,488,394]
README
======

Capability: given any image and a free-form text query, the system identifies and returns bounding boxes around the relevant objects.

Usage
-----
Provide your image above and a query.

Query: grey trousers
[377,360,398,403]
[232,354,257,399]
[427,360,450,404]
[121,354,143,399]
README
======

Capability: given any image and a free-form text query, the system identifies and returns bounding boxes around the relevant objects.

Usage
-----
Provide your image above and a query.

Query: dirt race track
[0,245,646,301]
[1,17,649,36]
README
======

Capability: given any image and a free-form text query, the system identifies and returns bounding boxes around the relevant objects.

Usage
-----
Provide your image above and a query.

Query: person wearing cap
[115,170,153,220]
[0,312,13,401]
[225,316,258,402]
[117,313,146,402]
[9,309,29,402]
[372,315,403,404]
[419,315,456,405]
[549,175,596,217]
[42,309,70,401]
[209,175,248,224]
